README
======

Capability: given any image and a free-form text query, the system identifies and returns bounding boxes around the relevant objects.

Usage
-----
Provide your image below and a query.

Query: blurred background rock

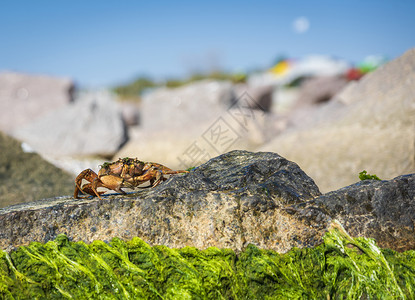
[0,132,74,208]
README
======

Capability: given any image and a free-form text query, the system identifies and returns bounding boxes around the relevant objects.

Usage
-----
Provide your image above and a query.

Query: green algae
[359,170,381,181]
[1,224,414,299]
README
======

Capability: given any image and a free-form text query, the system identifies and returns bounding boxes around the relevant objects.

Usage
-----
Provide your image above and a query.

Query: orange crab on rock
[74,157,189,199]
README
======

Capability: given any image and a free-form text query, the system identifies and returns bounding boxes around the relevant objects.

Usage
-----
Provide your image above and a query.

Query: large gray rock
[12,90,127,157]
[140,80,234,131]
[0,72,74,133]
[260,48,415,192]
[233,83,274,111]
[0,150,324,253]
[115,80,234,168]
[287,174,415,251]
[0,150,414,253]
[293,75,349,106]
[115,80,273,169]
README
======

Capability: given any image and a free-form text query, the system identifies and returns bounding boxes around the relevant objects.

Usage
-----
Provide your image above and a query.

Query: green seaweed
[359,170,381,181]
[1,223,414,299]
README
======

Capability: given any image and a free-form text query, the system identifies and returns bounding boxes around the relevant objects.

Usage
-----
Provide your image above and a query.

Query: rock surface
[0,150,325,253]
[233,83,274,111]
[0,150,414,253]
[140,80,234,131]
[12,90,127,157]
[0,132,74,208]
[0,72,74,133]
[293,75,349,106]
[287,174,415,251]
[260,48,415,192]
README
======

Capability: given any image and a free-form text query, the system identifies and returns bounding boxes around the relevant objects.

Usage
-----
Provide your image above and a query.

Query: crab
[74,157,188,199]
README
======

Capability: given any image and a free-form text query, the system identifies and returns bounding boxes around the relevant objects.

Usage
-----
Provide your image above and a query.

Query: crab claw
[74,169,99,199]
[78,183,106,199]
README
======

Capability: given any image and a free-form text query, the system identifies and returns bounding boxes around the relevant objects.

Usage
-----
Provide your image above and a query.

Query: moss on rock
[1,225,414,299]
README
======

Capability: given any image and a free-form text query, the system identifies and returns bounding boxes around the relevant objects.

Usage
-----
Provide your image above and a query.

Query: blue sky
[1,1,414,87]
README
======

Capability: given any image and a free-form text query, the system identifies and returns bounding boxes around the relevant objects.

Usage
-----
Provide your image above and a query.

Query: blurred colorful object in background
[358,55,388,73]
[346,55,388,80]
[346,68,365,81]
[270,59,292,77]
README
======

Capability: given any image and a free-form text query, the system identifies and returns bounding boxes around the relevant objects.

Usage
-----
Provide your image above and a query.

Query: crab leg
[129,168,159,186]
[97,174,129,196]
[148,163,189,175]
[137,167,188,188]
[153,166,188,187]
